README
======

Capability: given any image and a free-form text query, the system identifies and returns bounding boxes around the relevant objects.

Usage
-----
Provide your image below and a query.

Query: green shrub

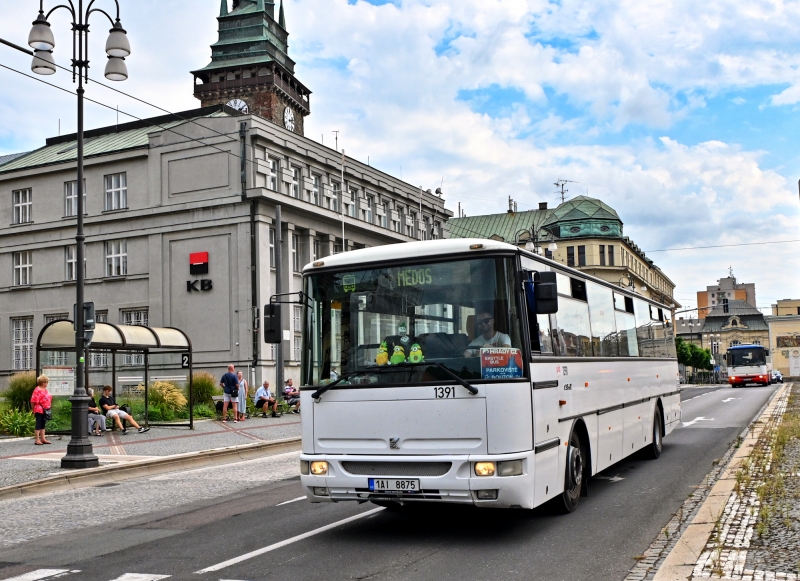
[187,371,220,406]
[46,398,74,432]
[149,381,187,412]
[193,403,215,418]
[0,409,35,437]
[4,371,37,412]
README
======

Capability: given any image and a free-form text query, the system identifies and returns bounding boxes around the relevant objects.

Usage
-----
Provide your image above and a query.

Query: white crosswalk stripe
[0,572,254,581]
[0,571,70,581]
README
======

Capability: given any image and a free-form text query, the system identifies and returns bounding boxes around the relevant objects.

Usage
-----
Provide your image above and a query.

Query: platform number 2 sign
[181,354,191,369]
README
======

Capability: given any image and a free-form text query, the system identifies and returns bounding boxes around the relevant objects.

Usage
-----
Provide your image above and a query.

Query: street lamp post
[29,0,131,469]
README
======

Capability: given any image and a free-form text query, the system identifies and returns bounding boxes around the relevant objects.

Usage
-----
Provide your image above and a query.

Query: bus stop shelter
[35,321,195,429]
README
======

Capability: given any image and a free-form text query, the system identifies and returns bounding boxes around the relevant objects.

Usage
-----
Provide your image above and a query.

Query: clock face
[226,99,249,114]
[284,107,296,131]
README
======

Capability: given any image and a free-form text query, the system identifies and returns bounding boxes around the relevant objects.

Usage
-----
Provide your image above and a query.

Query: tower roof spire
[279,0,286,29]
[220,0,228,16]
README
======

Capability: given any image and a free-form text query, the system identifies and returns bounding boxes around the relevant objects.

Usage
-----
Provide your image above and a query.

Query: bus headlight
[474,462,496,477]
[310,461,328,475]
[497,460,523,476]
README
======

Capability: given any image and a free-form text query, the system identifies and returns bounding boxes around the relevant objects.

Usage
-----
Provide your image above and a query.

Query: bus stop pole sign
[181,354,192,369]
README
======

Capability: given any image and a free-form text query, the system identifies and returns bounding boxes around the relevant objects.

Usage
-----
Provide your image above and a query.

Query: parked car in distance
[771,370,783,384]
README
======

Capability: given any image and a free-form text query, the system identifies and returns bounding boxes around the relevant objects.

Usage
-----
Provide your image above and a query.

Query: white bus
[726,344,771,387]
[293,239,680,512]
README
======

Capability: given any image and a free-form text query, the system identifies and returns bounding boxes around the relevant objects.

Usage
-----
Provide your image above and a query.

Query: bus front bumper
[728,375,769,385]
[299,453,536,509]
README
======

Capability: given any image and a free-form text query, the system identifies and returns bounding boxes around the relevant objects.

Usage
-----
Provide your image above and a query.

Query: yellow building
[766,315,800,377]
[772,299,800,317]
[448,196,679,308]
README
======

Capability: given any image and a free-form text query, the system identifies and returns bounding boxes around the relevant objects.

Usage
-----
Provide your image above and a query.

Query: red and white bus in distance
[290,239,680,512]
[726,344,771,387]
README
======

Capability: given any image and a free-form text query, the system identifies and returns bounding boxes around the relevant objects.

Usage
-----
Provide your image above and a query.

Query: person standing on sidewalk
[236,371,248,421]
[30,375,52,445]
[219,365,240,423]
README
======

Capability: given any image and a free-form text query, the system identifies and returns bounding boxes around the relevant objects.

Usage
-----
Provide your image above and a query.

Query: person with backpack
[219,364,240,423]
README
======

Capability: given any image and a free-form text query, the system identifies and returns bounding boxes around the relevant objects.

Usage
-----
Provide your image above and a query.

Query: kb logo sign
[187,251,213,293]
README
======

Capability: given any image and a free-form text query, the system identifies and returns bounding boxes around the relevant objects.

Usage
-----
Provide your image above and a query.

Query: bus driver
[464,311,511,357]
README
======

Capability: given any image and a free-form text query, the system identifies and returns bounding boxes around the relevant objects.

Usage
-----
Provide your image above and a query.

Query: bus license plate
[369,478,420,492]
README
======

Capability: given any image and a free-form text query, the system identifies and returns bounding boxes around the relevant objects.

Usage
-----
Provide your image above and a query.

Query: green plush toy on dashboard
[390,345,407,365]
[408,343,424,363]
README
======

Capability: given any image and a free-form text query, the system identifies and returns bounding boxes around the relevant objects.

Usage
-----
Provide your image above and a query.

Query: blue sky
[1,0,799,313]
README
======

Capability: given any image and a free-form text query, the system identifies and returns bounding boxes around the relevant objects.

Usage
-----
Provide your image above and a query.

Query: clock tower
[192,0,311,135]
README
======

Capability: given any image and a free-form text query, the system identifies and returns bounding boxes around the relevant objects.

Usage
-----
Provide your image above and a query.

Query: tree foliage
[675,337,713,371]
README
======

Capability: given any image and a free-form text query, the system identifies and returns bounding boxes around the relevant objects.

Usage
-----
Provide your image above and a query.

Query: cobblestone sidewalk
[692,383,798,580]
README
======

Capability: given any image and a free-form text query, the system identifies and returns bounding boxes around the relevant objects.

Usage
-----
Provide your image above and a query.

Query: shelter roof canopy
[37,321,190,351]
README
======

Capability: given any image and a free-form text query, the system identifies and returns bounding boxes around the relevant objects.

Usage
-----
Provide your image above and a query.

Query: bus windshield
[728,347,766,367]
[303,256,524,387]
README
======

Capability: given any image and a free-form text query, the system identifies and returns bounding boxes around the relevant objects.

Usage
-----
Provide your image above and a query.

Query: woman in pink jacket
[30,375,52,445]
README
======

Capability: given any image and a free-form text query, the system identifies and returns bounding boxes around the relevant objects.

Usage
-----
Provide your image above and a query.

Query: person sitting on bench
[99,386,149,435]
[254,381,281,418]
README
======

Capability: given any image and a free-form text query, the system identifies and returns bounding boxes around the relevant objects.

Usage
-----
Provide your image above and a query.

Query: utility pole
[341,149,346,251]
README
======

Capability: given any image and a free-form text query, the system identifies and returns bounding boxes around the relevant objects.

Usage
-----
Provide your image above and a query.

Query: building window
[90,311,109,368]
[291,166,301,199]
[13,251,32,286]
[433,221,440,239]
[66,246,77,281]
[104,172,127,211]
[105,240,127,277]
[12,318,34,370]
[578,245,586,266]
[293,335,302,361]
[363,195,374,223]
[312,239,320,262]
[334,243,343,255]
[293,305,302,332]
[292,234,301,273]
[268,158,279,191]
[64,180,87,217]
[345,188,357,218]
[608,245,615,266]
[311,174,321,205]
[381,202,389,229]
[545,249,553,260]
[269,228,276,269]
[599,245,606,266]
[12,189,32,224]
[44,314,69,366]
[567,246,575,267]
[267,343,277,360]
[121,309,147,365]
[330,181,340,212]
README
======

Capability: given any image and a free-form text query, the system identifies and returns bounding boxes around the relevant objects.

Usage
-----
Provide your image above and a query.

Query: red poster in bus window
[480,348,524,379]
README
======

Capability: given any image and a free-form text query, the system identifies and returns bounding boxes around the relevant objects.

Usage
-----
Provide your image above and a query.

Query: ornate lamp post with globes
[28,0,131,469]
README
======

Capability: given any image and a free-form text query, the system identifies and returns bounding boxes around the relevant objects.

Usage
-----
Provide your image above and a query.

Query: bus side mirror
[263,303,282,344]
[535,272,558,314]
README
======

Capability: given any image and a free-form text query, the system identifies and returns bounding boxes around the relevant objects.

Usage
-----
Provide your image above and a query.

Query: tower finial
[279,0,286,29]
[220,0,228,16]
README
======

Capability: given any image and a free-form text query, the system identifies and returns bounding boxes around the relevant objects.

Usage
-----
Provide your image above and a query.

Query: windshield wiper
[311,362,479,400]
[372,362,479,395]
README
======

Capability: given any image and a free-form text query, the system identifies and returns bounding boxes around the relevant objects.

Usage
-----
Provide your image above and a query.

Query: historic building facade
[0,1,449,388]
[448,196,678,309]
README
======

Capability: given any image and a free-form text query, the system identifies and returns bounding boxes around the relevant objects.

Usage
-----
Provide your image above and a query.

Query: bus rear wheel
[645,410,663,460]
[559,429,584,513]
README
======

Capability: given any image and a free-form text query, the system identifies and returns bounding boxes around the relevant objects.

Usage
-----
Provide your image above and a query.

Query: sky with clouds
[1,0,799,314]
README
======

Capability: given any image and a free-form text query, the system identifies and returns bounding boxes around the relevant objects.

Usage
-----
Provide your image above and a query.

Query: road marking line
[595,475,625,482]
[195,507,385,573]
[112,573,170,581]
[0,571,69,581]
[682,416,715,427]
[276,496,306,506]
[722,398,740,403]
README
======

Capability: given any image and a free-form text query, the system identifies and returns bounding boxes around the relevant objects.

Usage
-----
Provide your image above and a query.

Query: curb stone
[623,385,786,581]
[0,436,302,501]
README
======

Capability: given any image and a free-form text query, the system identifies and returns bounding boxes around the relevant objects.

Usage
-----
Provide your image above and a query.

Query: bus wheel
[559,429,584,513]
[645,411,663,460]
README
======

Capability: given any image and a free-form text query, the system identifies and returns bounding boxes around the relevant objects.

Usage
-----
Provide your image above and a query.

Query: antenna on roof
[554,179,578,203]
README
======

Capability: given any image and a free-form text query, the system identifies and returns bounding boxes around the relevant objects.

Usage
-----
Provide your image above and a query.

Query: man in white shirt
[464,311,512,357]
[254,381,281,418]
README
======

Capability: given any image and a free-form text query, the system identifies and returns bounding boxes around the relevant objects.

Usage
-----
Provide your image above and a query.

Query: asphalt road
[0,384,778,581]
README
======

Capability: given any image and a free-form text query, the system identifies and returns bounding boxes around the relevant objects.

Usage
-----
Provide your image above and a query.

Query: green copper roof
[448,209,553,243]
[0,110,229,174]
[542,195,621,226]
[193,0,295,76]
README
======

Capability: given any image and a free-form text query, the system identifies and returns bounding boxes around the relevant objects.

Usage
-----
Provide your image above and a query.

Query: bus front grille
[341,461,452,477]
